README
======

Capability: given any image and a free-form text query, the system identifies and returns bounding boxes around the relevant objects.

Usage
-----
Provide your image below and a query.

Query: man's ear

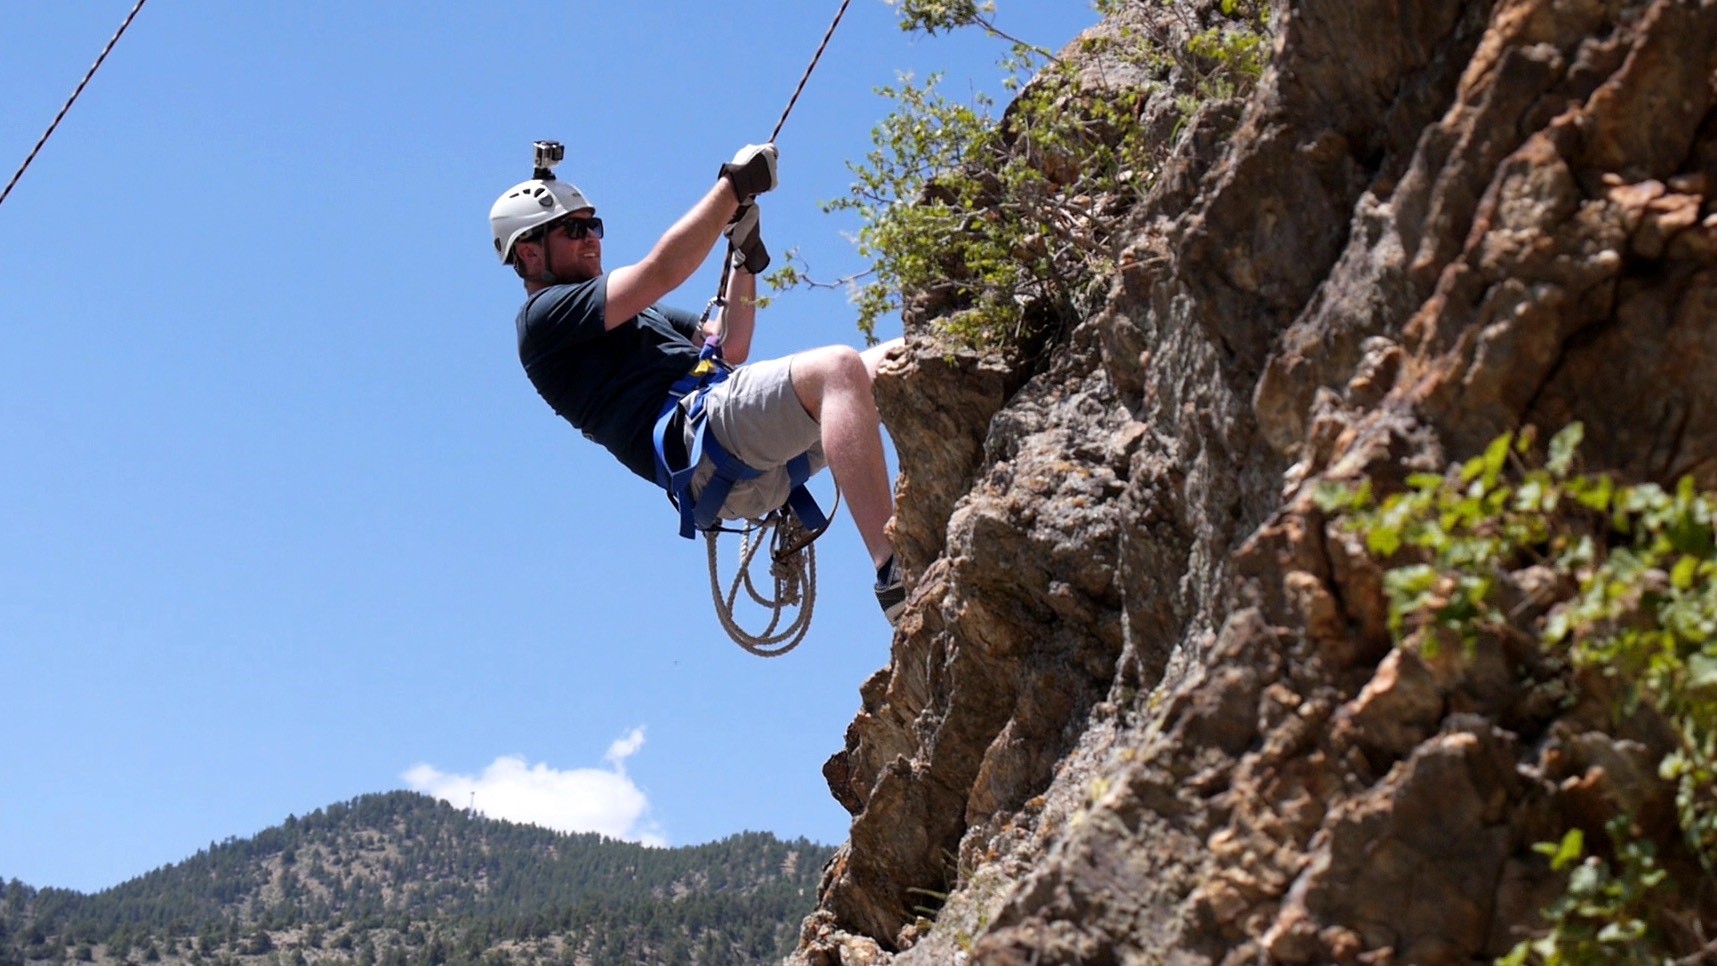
[512,241,542,278]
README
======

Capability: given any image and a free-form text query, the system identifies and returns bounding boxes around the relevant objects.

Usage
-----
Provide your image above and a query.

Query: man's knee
[807,343,862,370]
[793,345,869,396]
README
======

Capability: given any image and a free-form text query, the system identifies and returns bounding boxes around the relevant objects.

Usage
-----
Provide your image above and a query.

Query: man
[490,142,906,623]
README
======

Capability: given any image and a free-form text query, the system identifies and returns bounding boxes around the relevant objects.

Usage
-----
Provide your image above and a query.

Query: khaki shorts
[680,354,826,522]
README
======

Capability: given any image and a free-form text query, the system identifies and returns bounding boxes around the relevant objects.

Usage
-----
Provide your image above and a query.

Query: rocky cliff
[795,0,1717,962]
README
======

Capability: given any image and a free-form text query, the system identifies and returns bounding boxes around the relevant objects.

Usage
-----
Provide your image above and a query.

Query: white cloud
[403,727,665,846]
[605,726,646,767]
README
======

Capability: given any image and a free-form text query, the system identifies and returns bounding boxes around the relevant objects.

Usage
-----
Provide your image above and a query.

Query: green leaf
[1312,479,1359,512]
[1548,422,1584,477]
[1567,859,1602,894]
[1545,606,1573,644]
[1515,477,1547,513]
[1366,524,1402,558]
[1570,474,1614,512]
[1597,919,1646,943]
[1478,432,1513,489]
[1549,828,1584,871]
[1672,554,1699,591]
[1405,472,1446,492]
[1688,652,1717,691]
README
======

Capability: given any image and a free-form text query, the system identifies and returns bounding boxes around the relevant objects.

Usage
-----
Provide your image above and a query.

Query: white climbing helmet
[489,178,595,264]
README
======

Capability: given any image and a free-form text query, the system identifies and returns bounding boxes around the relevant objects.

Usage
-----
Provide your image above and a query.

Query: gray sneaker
[874,556,906,625]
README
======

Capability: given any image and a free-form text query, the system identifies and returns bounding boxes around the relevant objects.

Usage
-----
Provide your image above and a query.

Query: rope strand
[1,0,150,211]
[707,0,855,321]
[769,0,854,143]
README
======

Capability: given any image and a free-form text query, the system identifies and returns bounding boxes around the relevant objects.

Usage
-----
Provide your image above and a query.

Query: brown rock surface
[796,0,1717,962]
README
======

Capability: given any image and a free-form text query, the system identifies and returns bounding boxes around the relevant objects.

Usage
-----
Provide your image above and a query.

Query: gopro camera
[532,140,565,180]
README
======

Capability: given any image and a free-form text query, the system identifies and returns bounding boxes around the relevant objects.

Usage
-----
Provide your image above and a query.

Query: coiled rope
[1,0,150,211]
[706,514,818,657]
[703,0,853,657]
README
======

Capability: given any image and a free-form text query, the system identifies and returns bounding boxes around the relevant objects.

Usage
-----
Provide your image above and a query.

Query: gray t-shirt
[516,275,703,482]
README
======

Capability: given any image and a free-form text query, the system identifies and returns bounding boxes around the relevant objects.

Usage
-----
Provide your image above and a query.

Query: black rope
[769,0,854,143]
[707,0,855,324]
[1,0,150,211]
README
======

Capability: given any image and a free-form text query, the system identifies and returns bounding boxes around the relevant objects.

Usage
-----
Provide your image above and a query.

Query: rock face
[796,0,1717,963]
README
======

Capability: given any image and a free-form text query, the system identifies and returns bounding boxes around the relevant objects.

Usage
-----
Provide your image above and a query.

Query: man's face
[540,208,603,281]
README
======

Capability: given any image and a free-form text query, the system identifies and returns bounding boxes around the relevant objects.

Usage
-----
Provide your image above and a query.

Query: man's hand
[725,203,770,274]
[718,143,778,202]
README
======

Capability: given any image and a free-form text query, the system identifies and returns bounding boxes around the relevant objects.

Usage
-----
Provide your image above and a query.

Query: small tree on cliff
[769,0,1268,348]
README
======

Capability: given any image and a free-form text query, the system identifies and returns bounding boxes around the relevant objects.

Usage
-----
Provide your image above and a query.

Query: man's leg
[789,341,901,570]
[861,337,904,382]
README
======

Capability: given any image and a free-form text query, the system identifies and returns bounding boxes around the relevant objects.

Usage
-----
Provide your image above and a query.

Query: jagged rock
[792,0,1717,961]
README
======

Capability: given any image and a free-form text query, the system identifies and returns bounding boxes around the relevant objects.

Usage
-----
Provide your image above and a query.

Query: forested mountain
[0,791,831,965]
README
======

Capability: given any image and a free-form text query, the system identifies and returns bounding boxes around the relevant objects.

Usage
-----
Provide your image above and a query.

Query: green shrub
[770,0,1269,347]
[1317,424,1717,962]
[1499,820,1670,965]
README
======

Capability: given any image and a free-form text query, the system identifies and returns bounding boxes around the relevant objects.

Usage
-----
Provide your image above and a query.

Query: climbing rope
[705,487,843,657]
[769,0,854,144]
[1,0,150,211]
[706,514,813,657]
[700,0,855,656]
[703,0,856,327]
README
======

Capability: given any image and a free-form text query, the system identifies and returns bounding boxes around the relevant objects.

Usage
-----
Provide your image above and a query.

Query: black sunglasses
[557,216,604,240]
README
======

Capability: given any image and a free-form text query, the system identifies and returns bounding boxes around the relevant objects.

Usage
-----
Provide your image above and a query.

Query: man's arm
[711,268,756,365]
[603,144,777,330]
[708,201,771,362]
[603,180,742,330]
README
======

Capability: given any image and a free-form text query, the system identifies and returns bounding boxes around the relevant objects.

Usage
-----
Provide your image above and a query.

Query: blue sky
[1,1,1100,893]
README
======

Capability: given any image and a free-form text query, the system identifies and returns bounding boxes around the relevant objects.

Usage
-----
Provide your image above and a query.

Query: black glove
[718,143,778,201]
[725,203,770,274]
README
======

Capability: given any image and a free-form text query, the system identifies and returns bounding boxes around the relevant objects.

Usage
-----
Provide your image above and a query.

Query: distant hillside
[0,791,832,965]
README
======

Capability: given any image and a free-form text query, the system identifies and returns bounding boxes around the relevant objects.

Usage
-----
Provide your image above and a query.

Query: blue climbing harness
[651,340,827,540]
